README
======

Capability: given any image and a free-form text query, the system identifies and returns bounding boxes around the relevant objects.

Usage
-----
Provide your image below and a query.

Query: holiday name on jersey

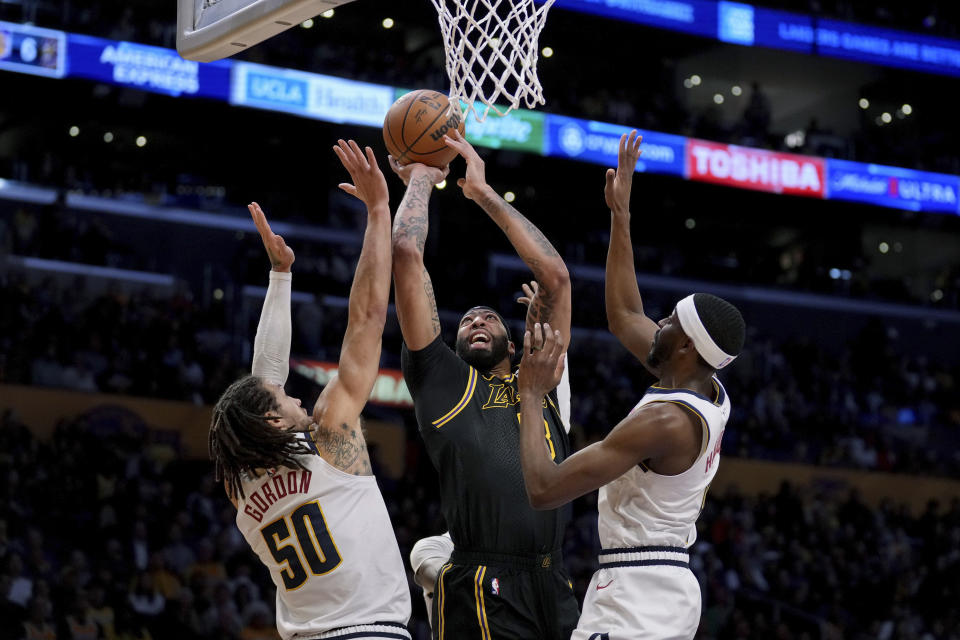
[243,469,313,522]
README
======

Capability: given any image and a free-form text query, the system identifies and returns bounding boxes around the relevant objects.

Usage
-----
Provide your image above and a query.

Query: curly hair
[209,375,311,500]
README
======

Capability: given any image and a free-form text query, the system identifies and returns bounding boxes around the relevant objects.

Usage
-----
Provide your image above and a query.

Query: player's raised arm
[310,140,392,475]
[388,156,449,351]
[249,202,295,387]
[517,323,693,509]
[604,130,661,375]
[444,129,571,345]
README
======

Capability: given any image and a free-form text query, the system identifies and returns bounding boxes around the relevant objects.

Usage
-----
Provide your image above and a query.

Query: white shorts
[572,551,701,640]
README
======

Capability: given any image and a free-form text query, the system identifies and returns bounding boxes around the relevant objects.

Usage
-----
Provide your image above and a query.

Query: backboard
[177,0,359,63]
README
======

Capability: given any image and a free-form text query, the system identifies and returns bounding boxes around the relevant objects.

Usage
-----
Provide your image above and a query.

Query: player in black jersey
[389,129,579,640]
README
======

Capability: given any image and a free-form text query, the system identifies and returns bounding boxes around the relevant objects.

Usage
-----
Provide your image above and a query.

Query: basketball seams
[400,90,422,148]
[384,114,403,159]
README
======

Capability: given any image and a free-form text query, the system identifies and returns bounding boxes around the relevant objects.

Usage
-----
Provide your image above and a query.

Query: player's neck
[656,366,713,397]
[488,359,514,379]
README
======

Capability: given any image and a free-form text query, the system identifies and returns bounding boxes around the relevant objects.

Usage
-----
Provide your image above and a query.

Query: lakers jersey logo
[481,383,519,410]
[481,383,552,411]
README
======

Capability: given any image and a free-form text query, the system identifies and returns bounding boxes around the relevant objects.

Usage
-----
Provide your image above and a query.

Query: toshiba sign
[687,140,826,197]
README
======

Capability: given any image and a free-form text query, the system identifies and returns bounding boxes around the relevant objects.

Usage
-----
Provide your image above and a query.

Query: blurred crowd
[1,406,958,640]
[1,253,958,478]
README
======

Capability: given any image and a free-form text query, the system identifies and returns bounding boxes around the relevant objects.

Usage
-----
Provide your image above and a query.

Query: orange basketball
[382,89,465,168]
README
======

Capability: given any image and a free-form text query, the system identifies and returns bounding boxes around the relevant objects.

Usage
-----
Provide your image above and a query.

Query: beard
[646,330,668,369]
[455,333,511,371]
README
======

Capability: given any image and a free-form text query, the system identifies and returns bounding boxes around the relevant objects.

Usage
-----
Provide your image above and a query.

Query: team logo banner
[686,139,825,197]
[291,358,413,408]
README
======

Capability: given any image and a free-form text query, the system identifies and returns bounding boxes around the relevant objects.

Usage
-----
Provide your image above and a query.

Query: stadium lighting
[731,85,742,96]
[829,268,841,280]
[103,132,114,143]
[382,17,394,29]
[683,79,693,89]
[541,46,554,58]
[213,288,225,301]
[301,18,314,28]
[321,9,334,18]
[685,218,696,229]
[690,75,702,86]
[713,93,724,104]
[931,289,944,302]
[504,191,516,203]
[436,180,447,190]
[859,98,870,109]
[881,112,892,123]
[901,104,913,115]
[136,136,147,148]
[69,126,80,137]
[878,242,890,254]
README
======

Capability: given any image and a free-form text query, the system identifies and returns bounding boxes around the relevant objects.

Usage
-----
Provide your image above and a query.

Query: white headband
[675,295,736,369]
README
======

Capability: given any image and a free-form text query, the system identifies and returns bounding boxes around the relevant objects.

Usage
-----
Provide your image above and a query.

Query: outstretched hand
[518,322,566,398]
[604,130,643,216]
[387,155,449,187]
[249,202,294,272]
[333,139,389,209]
[516,280,540,308]
[443,129,490,201]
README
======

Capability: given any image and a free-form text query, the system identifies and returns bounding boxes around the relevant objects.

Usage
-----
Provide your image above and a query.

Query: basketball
[382,89,465,168]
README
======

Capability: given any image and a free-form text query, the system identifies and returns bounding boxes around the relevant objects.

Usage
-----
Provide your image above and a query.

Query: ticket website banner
[545,116,687,177]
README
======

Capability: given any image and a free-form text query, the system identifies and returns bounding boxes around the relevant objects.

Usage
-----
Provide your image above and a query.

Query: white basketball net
[431,0,555,122]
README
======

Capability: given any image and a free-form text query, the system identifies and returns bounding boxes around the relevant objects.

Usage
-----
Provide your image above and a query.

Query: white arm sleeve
[557,353,571,433]
[251,270,292,386]
[410,532,454,591]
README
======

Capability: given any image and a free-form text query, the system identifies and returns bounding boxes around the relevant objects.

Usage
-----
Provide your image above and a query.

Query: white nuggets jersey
[599,378,730,549]
[236,435,410,640]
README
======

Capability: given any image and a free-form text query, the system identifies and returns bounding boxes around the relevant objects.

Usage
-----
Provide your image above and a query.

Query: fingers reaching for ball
[333,139,389,210]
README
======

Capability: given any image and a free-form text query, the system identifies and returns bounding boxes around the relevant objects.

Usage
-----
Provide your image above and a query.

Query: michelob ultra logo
[687,139,826,197]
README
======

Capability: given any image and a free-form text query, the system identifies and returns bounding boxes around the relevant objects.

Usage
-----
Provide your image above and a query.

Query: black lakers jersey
[402,335,571,555]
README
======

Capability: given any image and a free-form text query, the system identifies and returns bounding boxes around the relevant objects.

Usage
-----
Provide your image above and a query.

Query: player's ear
[507,340,516,357]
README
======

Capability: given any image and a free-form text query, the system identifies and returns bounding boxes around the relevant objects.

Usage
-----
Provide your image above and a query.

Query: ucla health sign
[231,62,393,126]
[826,160,959,213]
[66,34,231,99]
[545,116,686,177]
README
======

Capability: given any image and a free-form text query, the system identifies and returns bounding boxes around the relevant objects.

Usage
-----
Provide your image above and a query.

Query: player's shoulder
[644,377,728,411]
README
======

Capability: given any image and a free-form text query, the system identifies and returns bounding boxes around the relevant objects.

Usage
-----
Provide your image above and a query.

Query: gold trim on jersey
[432,367,478,428]
[438,563,453,639]
[647,399,711,459]
[474,565,491,640]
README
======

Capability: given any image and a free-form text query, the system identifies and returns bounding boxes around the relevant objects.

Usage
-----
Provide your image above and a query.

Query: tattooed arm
[389,157,449,351]
[444,130,571,344]
[311,141,391,476]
